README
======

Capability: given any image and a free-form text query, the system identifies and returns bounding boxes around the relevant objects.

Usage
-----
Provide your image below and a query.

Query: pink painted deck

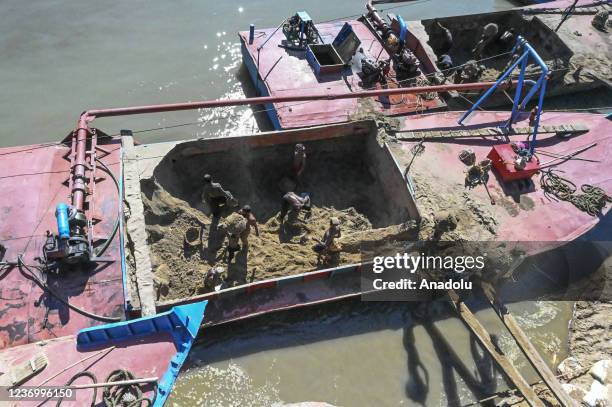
[239,19,446,129]
[394,111,612,242]
[0,139,124,350]
[0,333,174,406]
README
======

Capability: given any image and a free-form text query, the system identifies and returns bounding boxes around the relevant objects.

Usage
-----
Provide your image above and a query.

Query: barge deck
[239,0,611,129]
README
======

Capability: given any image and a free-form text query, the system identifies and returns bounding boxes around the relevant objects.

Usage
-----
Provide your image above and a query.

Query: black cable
[16,256,121,322]
[103,369,155,407]
[93,158,120,257]
[55,371,97,407]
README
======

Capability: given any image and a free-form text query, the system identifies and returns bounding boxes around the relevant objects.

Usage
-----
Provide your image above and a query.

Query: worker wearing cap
[292,144,307,180]
[279,191,311,224]
[238,205,259,247]
[201,174,236,218]
[437,54,453,72]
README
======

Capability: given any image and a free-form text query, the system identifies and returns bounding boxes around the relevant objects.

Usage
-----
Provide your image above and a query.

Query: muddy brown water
[165,241,611,406]
[2,1,607,406]
[1,0,523,149]
[167,299,573,407]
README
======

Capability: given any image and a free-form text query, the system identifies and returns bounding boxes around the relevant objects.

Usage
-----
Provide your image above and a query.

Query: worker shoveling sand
[141,181,416,301]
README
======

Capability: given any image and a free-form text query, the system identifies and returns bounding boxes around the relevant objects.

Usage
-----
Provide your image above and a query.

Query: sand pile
[142,182,415,301]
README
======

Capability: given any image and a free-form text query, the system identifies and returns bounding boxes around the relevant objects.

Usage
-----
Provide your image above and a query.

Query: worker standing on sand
[472,22,499,59]
[292,144,307,180]
[462,60,484,82]
[201,174,236,218]
[226,232,241,263]
[222,212,245,263]
[434,20,453,55]
[313,217,342,264]
[238,205,259,247]
[279,191,311,224]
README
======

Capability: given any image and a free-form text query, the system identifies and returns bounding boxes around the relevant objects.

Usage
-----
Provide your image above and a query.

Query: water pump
[282,12,320,49]
[44,202,89,264]
[361,58,390,84]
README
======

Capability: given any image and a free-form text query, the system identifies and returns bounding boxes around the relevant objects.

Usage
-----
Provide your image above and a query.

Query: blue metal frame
[458,35,549,156]
[77,301,208,406]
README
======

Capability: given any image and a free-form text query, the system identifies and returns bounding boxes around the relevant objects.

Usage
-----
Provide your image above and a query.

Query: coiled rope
[55,369,155,407]
[540,169,611,216]
[102,369,156,407]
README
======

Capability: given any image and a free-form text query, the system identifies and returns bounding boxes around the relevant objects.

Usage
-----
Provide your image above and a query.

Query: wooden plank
[523,6,603,15]
[480,283,577,407]
[122,135,157,316]
[395,124,588,140]
[447,290,546,407]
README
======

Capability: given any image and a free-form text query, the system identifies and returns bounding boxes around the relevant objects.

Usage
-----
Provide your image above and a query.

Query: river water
[0,1,585,406]
[0,0,516,148]
[168,299,572,407]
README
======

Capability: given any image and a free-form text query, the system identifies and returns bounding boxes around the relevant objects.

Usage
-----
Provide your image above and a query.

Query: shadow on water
[188,299,509,405]
[402,319,430,406]
[176,238,611,404]
[402,302,504,407]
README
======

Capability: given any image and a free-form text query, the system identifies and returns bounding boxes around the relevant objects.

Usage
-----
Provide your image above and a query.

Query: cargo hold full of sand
[123,121,421,305]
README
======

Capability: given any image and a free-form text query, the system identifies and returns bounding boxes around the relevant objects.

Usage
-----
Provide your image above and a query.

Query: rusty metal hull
[240,1,611,128]
[0,109,609,407]
[0,333,173,405]
[239,19,447,130]
[395,110,612,241]
[0,139,124,350]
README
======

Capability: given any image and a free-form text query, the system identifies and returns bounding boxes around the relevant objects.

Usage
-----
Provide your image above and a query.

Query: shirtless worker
[314,217,342,264]
[238,205,259,247]
[201,174,236,218]
[279,191,311,224]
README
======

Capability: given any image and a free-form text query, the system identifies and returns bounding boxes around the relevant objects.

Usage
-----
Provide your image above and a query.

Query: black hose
[103,369,155,407]
[17,256,121,322]
[56,371,97,407]
[93,157,120,257]
[55,369,155,407]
